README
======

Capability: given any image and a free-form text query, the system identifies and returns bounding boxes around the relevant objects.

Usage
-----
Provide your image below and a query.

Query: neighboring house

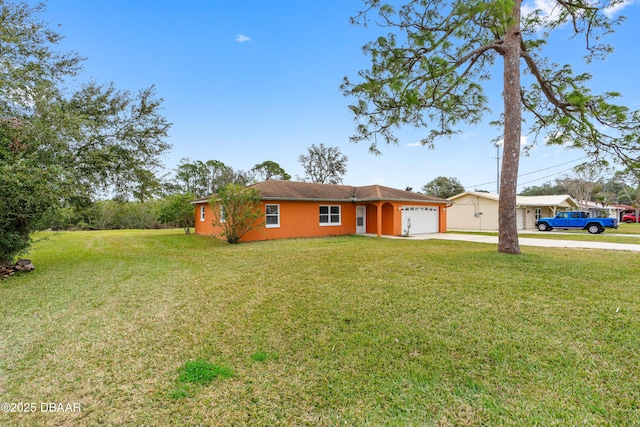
[192,180,451,242]
[616,204,639,221]
[446,192,579,231]
[579,200,634,221]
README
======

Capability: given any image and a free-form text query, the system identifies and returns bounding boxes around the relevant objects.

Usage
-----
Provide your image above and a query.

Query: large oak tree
[1,1,171,264]
[342,0,639,254]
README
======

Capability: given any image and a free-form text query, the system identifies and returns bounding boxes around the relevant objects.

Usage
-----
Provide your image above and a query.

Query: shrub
[209,184,263,244]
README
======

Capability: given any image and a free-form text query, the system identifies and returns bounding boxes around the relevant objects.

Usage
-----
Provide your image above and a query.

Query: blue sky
[39,0,639,193]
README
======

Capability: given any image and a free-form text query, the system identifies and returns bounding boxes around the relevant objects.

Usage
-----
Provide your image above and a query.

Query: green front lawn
[519,231,640,244]
[616,222,640,234]
[1,230,639,426]
[451,222,640,245]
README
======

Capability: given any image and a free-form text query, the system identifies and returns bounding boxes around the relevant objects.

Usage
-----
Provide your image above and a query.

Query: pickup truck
[535,211,618,234]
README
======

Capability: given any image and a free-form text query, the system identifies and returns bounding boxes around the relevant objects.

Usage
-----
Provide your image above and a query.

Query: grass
[450,222,640,245]
[169,359,233,400]
[251,351,277,362]
[615,222,640,234]
[1,229,639,426]
[177,359,233,385]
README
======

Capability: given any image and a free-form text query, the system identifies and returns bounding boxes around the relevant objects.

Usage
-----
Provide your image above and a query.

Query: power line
[517,166,578,186]
[466,156,588,190]
[518,156,589,178]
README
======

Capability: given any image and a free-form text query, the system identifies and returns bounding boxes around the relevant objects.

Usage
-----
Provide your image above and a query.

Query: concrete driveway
[400,232,640,252]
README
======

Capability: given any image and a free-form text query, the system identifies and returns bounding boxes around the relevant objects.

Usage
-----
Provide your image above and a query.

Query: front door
[356,206,366,234]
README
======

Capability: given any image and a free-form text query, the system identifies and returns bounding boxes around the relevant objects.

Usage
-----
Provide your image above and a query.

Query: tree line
[0,1,354,264]
[4,0,639,263]
[170,143,348,198]
[422,165,640,210]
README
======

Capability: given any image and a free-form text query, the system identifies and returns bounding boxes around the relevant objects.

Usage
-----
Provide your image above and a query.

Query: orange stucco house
[191,180,451,242]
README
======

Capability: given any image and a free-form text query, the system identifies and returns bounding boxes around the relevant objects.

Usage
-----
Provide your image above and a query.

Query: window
[265,204,280,228]
[535,208,541,221]
[319,205,341,225]
[557,212,568,219]
[219,206,225,223]
[200,206,205,222]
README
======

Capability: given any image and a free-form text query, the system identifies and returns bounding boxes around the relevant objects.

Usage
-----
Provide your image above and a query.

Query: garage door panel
[401,206,439,234]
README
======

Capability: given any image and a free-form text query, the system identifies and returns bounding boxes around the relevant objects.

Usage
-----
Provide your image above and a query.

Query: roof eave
[355,197,449,204]
[261,197,354,202]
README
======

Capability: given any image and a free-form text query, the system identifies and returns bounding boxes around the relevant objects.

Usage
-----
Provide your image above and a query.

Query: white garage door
[401,206,439,234]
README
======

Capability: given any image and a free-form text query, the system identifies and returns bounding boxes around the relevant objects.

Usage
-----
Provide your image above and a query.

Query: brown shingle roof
[250,180,356,200]
[353,184,447,202]
[190,180,450,204]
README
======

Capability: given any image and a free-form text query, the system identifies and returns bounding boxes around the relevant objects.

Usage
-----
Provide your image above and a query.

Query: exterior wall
[447,194,499,230]
[522,206,555,230]
[195,200,357,242]
[365,204,378,233]
[194,204,208,236]
[194,203,211,237]
[439,205,448,233]
[195,199,448,241]
[364,201,447,235]
[381,203,396,235]
[448,194,582,231]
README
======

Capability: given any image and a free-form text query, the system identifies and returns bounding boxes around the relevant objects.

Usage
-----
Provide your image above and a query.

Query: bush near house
[209,184,263,243]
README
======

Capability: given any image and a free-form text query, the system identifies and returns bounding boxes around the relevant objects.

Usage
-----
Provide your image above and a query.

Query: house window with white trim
[200,206,206,222]
[219,206,225,223]
[265,204,280,228]
[319,205,341,225]
[535,208,542,221]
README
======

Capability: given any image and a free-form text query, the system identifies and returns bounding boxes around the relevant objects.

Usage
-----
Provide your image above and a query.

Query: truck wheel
[587,224,602,234]
[537,223,549,231]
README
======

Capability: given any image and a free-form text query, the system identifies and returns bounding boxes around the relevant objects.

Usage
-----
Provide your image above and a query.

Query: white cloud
[406,141,423,147]
[522,0,561,20]
[236,34,251,43]
[603,0,633,18]
[522,0,633,22]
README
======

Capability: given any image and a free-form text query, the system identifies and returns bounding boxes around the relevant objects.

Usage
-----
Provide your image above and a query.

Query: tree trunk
[498,0,522,255]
